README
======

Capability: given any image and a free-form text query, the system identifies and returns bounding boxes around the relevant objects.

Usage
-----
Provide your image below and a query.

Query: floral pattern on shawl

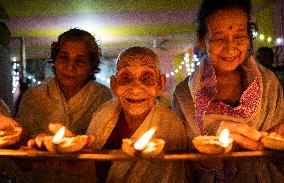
[194,57,261,135]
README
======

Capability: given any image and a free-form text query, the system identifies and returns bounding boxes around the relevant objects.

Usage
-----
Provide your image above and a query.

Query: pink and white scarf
[191,57,261,135]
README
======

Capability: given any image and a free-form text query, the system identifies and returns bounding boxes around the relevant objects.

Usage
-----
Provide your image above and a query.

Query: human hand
[268,123,284,136]
[27,133,47,149]
[0,115,20,130]
[217,121,264,151]
[84,135,95,149]
[48,122,74,136]
[28,133,95,150]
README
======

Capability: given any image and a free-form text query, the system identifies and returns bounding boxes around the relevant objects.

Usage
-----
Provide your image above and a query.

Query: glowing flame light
[219,129,230,147]
[134,128,156,150]
[52,127,65,144]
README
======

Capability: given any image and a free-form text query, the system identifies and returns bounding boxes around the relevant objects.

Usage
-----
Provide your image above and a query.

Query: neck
[123,109,151,134]
[215,68,239,77]
[214,68,244,104]
[58,83,85,101]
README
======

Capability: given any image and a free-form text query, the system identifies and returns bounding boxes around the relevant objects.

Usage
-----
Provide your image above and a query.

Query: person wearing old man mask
[87,46,188,183]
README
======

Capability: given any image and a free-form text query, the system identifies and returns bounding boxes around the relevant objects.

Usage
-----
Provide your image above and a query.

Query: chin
[216,64,240,72]
[123,104,152,116]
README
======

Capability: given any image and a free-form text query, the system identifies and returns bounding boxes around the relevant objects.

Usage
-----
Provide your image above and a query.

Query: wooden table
[0,148,283,161]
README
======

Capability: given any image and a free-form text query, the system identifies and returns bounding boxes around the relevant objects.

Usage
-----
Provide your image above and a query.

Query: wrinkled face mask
[113,54,162,116]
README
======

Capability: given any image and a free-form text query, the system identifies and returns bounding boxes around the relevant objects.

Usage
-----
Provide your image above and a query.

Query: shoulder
[24,78,54,97]
[91,81,112,95]
[157,103,185,127]
[156,103,187,149]
[174,76,190,94]
[257,63,280,82]
[23,79,55,100]
[256,63,283,93]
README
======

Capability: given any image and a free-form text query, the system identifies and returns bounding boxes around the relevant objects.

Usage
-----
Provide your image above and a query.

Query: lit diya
[0,127,22,148]
[122,128,165,157]
[43,126,88,153]
[261,132,284,150]
[192,129,233,154]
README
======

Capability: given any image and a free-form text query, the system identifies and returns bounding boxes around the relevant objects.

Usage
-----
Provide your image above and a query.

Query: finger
[85,135,95,149]
[35,133,47,149]
[0,115,19,130]
[27,139,36,149]
[268,123,284,136]
[219,121,261,141]
[231,132,264,151]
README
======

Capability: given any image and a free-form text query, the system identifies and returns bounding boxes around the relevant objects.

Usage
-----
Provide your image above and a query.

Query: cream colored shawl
[16,78,112,136]
[87,98,187,183]
[15,78,111,182]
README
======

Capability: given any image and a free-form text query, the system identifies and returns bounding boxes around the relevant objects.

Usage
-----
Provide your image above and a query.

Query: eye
[140,72,156,86]
[234,35,248,41]
[56,54,68,63]
[76,58,89,67]
[117,73,133,85]
[212,37,224,42]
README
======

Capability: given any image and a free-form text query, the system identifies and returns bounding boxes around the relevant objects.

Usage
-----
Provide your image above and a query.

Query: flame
[219,129,230,147]
[52,126,65,144]
[134,128,156,150]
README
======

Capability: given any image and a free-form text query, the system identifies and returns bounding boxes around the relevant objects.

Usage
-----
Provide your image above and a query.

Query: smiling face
[111,52,166,116]
[203,8,249,72]
[55,40,91,91]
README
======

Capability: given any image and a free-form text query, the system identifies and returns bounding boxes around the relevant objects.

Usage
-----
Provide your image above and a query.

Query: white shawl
[87,98,187,183]
[16,78,112,135]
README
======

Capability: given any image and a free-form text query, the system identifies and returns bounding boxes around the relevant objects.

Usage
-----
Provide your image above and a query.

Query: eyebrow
[212,31,223,36]
[236,27,247,32]
[141,62,156,68]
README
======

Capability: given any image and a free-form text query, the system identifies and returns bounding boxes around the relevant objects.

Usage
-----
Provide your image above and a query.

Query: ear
[110,75,118,96]
[197,33,207,51]
[156,74,166,96]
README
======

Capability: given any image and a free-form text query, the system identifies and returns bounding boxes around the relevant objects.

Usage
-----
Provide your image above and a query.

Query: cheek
[207,46,220,65]
[76,65,90,75]
[54,65,65,79]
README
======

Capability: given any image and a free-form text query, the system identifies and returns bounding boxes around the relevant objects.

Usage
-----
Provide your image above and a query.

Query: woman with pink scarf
[172,0,284,182]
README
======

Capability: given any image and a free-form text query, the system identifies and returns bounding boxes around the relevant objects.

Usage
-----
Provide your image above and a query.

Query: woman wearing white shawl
[15,28,112,183]
[16,29,112,136]
[172,0,284,182]
[87,46,187,183]
[16,78,111,136]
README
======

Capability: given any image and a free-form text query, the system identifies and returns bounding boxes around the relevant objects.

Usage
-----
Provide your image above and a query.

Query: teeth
[127,98,145,103]
[223,56,237,61]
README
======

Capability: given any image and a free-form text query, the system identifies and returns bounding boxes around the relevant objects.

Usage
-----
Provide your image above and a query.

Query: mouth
[64,75,76,80]
[221,55,238,62]
[126,98,146,103]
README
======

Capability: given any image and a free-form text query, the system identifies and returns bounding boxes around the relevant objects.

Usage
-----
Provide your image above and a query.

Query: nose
[224,37,236,53]
[129,80,144,94]
[65,60,76,71]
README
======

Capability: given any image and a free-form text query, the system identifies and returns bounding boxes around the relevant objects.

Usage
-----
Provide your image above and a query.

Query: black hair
[255,47,274,70]
[197,0,256,55]
[50,28,101,80]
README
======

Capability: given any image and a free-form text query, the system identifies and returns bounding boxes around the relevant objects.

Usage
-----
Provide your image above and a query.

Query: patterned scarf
[193,57,261,183]
[194,57,261,135]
